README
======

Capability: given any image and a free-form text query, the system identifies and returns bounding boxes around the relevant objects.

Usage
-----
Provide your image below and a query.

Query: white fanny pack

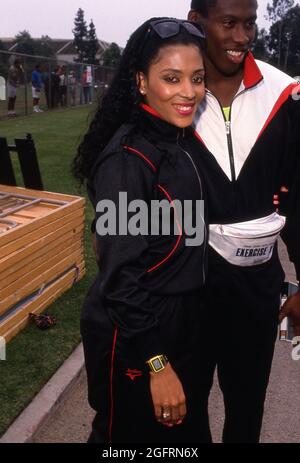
[209,213,286,266]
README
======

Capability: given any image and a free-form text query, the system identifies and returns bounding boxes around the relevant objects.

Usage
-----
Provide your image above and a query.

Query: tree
[15,30,36,55]
[252,28,271,62]
[266,0,295,67]
[268,4,300,75]
[266,0,295,21]
[73,8,88,63]
[35,35,56,58]
[15,31,56,58]
[86,20,99,64]
[102,42,121,67]
[0,39,9,78]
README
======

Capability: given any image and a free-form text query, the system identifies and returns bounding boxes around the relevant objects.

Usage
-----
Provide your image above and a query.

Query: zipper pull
[225,121,231,135]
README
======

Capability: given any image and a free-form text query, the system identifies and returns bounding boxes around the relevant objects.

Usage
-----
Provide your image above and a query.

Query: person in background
[42,69,51,109]
[68,70,77,106]
[81,66,92,104]
[31,64,43,113]
[49,67,60,108]
[7,59,24,117]
[58,66,67,107]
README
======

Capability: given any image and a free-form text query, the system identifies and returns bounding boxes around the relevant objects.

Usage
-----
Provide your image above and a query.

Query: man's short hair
[190,0,218,17]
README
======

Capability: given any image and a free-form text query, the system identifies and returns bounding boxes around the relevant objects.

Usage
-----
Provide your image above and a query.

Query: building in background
[0,38,111,63]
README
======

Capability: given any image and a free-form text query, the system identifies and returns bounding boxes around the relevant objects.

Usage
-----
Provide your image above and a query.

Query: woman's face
[138,44,205,128]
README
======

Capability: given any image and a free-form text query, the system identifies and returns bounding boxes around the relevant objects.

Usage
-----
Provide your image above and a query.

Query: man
[52,67,61,108]
[68,70,77,106]
[31,64,43,113]
[58,66,67,107]
[187,0,300,443]
[7,59,24,117]
[81,66,92,104]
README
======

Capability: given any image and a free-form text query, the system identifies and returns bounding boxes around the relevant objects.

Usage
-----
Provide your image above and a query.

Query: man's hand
[279,289,300,336]
[149,363,186,427]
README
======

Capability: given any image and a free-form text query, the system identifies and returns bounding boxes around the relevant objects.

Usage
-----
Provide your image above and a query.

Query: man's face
[190,0,258,77]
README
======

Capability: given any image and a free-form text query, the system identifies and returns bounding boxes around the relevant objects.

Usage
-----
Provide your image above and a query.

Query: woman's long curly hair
[72,17,205,184]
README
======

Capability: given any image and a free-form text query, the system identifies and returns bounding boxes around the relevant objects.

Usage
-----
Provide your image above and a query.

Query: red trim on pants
[109,328,118,443]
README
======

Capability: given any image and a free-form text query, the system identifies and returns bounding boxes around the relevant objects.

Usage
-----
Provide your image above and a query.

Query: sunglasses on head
[149,18,206,40]
[138,19,206,58]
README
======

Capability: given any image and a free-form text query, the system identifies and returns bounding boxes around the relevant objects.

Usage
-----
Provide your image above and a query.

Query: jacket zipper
[177,132,207,284]
[225,116,236,182]
[215,96,236,182]
[206,89,249,183]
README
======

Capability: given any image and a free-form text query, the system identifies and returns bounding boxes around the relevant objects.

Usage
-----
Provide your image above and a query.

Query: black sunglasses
[138,19,206,57]
[149,19,206,40]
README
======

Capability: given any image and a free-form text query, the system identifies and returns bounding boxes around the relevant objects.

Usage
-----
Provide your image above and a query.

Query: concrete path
[10,241,300,443]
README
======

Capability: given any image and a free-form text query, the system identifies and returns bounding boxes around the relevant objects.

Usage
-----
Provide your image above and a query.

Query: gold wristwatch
[146,354,168,373]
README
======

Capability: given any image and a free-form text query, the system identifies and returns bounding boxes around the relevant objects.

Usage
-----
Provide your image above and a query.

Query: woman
[73,17,209,443]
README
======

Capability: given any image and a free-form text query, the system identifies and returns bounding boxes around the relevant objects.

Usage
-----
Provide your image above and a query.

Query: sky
[0,0,298,47]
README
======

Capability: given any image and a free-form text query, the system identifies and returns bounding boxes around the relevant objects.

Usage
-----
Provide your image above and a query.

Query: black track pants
[81,290,214,443]
[203,246,284,443]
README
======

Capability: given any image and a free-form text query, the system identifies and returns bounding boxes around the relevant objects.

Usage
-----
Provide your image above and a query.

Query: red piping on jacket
[140,103,163,120]
[123,145,157,173]
[147,184,183,274]
[256,82,299,141]
[123,146,183,272]
[108,328,118,443]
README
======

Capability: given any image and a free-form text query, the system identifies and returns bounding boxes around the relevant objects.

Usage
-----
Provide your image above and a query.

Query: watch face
[153,358,163,371]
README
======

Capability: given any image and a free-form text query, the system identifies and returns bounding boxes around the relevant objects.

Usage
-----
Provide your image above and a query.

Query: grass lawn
[0,85,46,118]
[0,106,98,436]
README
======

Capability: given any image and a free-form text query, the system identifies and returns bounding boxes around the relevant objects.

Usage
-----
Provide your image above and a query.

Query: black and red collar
[138,103,192,143]
[140,103,162,119]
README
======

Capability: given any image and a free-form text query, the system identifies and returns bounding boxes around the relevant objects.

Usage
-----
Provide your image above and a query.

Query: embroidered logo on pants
[126,368,143,381]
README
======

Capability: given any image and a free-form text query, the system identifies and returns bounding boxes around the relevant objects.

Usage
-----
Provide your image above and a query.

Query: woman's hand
[149,363,186,427]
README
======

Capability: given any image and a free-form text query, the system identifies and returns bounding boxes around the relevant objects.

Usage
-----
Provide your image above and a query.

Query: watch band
[146,354,168,373]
